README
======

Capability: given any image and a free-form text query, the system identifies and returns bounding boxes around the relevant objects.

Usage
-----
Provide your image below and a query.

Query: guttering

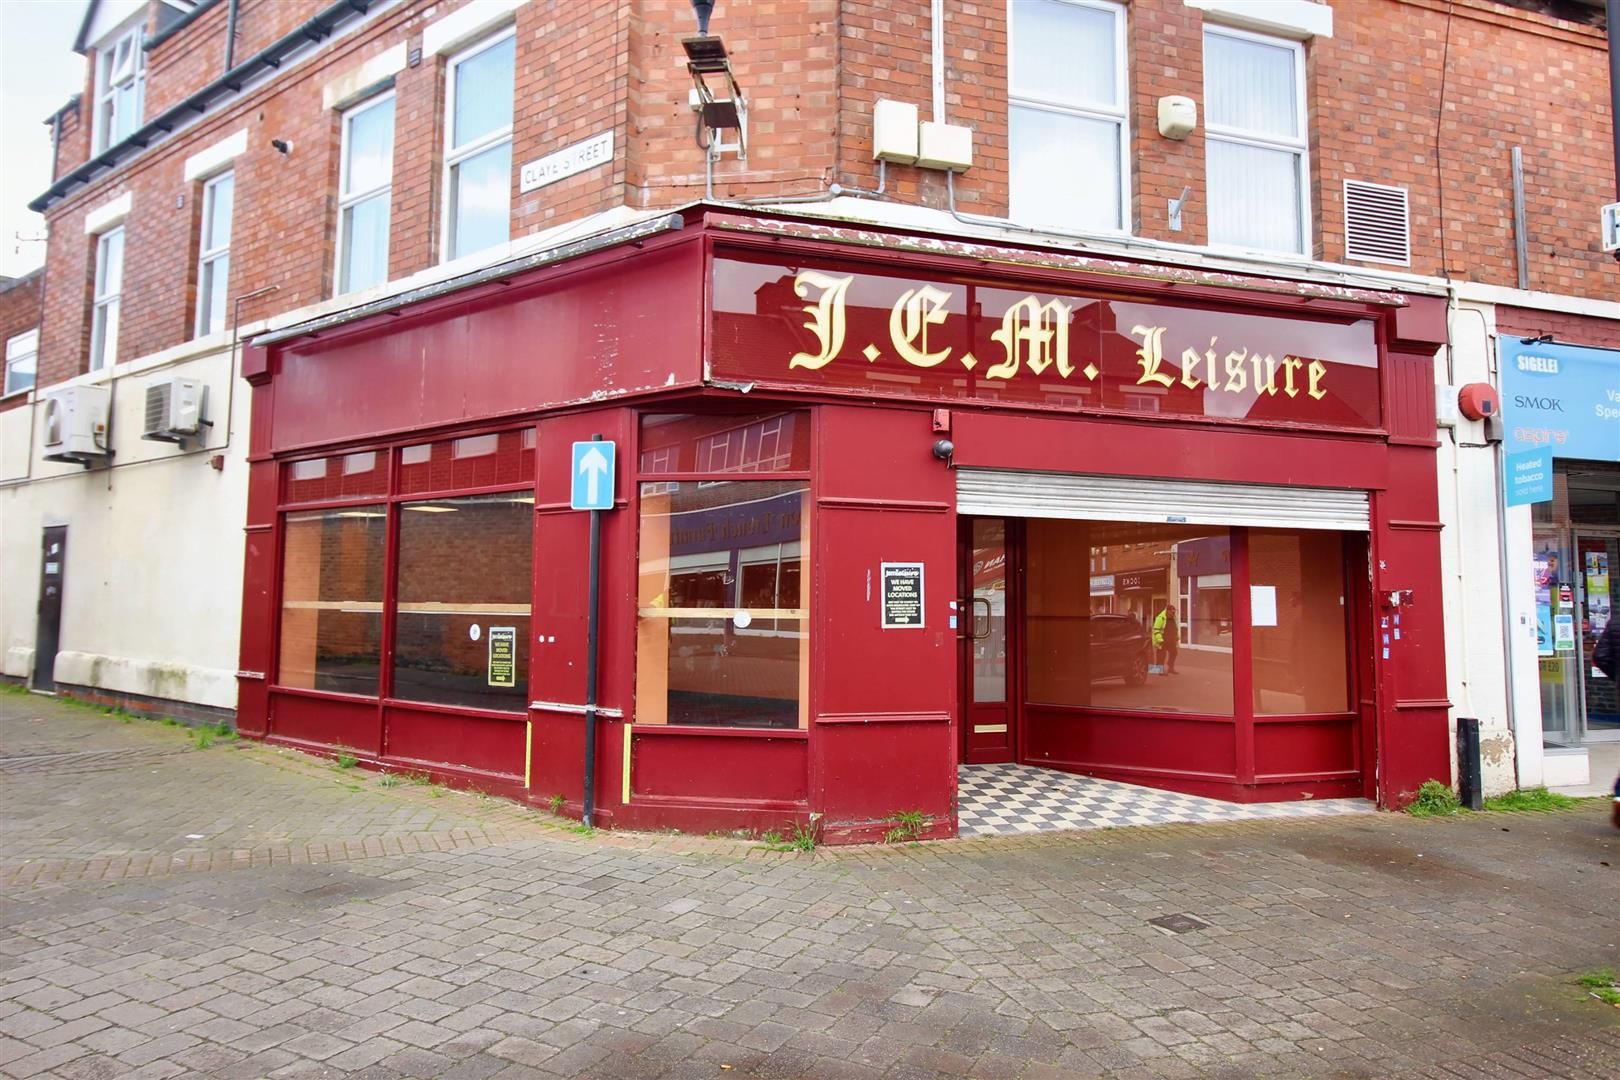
[252,213,688,347]
[30,0,382,214]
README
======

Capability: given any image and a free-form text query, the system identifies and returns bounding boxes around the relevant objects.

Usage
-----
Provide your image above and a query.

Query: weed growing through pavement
[565,822,596,836]
[1578,969,1620,1006]
[885,810,930,844]
[1405,780,1463,817]
[406,771,433,786]
[1482,787,1580,812]
[378,773,402,788]
[192,728,214,749]
[333,748,359,770]
[761,822,817,852]
[429,784,447,798]
[548,793,566,814]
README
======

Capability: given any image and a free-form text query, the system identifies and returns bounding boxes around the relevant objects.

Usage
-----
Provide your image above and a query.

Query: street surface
[2,689,1618,1079]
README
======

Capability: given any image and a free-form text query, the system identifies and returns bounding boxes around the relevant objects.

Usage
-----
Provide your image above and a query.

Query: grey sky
[1,1,88,278]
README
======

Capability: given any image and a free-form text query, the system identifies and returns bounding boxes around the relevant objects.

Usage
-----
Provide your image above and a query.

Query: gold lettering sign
[788,271,853,370]
[784,270,1340,403]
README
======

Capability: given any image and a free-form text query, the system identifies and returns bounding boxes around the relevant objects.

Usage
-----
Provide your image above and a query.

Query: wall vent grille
[1344,179,1411,266]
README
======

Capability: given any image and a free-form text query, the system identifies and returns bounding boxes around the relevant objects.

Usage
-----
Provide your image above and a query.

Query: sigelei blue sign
[1498,338,1620,465]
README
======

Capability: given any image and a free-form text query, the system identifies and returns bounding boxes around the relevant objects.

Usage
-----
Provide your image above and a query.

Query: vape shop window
[278,506,386,695]
[393,492,532,711]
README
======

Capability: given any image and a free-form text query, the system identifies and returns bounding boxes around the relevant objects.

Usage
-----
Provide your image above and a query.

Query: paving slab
[3,688,1620,1079]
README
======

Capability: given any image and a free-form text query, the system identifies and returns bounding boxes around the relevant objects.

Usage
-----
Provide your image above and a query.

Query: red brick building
[4,0,1616,836]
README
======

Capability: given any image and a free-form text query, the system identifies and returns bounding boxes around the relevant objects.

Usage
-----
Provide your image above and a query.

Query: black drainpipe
[224,0,241,71]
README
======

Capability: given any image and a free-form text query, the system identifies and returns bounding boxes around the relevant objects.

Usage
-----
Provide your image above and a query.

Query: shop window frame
[1019,525,1362,784]
[270,425,537,719]
[631,408,814,740]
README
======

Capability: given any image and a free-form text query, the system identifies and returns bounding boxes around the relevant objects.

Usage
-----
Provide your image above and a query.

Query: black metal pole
[582,434,604,827]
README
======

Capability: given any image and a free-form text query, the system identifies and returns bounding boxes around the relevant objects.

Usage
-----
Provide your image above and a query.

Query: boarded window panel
[1344,180,1411,266]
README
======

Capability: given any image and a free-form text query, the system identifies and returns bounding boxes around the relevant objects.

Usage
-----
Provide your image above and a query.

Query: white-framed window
[4,329,38,397]
[90,227,125,371]
[1203,25,1310,255]
[1008,0,1129,234]
[336,93,395,295]
[443,30,515,262]
[94,23,146,152]
[195,171,234,336]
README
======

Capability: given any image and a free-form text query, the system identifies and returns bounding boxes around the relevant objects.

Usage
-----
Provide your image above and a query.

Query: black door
[33,527,65,691]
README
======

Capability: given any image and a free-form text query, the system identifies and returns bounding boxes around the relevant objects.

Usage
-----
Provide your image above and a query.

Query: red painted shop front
[236,208,1451,843]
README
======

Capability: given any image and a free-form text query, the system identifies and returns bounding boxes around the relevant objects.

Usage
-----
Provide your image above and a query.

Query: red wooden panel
[1253,717,1358,780]
[530,710,585,804]
[267,245,703,452]
[1023,708,1239,779]
[631,729,808,802]
[383,705,524,779]
[268,691,380,755]
[954,410,1388,491]
[237,526,275,682]
[532,410,636,723]
[816,721,955,838]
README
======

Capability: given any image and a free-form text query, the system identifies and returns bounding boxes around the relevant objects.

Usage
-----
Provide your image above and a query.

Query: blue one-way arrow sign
[570,440,616,511]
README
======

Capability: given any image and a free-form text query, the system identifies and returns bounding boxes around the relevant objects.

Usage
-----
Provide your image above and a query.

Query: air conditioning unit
[42,384,113,467]
[142,377,206,445]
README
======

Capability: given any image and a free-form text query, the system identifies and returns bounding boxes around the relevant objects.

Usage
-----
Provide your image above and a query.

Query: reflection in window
[1250,529,1349,714]
[639,412,810,474]
[1026,519,1234,714]
[636,480,808,729]
[393,493,533,711]
[284,452,387,503]
[279,507,387,695]
[398,430,535,494]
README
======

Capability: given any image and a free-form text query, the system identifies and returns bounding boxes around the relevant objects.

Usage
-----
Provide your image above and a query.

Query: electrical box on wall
[916,121,972,172]
[42,384,112,467]
[872,99,919,164]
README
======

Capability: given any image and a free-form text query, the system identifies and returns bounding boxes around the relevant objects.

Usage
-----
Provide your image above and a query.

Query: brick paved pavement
[2,689,1618,1079]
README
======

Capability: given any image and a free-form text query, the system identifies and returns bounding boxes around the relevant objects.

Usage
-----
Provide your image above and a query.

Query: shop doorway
[959,518,1018,764]
[956,506,1370,803]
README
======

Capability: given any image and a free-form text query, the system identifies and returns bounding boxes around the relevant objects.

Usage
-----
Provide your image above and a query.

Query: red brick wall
[1495,305,1620,350]
[32,0,1618,392]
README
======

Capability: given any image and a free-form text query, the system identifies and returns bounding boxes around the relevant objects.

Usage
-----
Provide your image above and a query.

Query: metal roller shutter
[956,469,1369,532]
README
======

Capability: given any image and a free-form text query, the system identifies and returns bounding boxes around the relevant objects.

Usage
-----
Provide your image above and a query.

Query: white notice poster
[1250,585,1278,627]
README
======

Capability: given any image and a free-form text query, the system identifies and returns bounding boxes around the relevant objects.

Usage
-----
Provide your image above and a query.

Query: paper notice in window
[487,626,517,688]
[1250,585,1278,627]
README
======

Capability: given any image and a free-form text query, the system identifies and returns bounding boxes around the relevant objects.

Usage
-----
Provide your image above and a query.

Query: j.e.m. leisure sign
[709,257,1382,430]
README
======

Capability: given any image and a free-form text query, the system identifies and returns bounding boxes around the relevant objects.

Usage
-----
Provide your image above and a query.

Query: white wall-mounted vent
[142,377,206,444]
[42,385,113,466]
[1343,179,1410,266]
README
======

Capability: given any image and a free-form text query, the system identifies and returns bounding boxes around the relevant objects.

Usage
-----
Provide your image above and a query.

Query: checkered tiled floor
[958,762,1376,836]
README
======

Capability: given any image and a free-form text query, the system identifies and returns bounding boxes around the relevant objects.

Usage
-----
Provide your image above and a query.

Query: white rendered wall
[0,335,249,711]
[1435,301,1519,794]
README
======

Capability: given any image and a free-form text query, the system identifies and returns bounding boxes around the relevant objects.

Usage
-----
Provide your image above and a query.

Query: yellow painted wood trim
[524,720,533,788]
[973,723,1008,733]
[622,724,633,805]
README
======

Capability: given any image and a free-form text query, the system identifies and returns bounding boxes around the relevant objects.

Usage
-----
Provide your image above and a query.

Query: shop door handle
[971,596,993,641]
